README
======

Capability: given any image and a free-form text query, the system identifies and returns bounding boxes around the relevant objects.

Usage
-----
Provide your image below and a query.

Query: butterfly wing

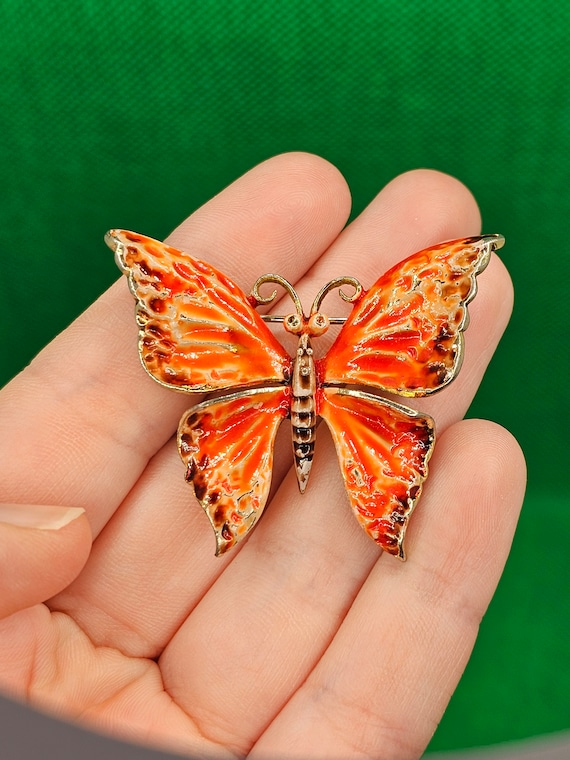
[107,230,292,391]
[320,235,503,396]
[178,386,291,555]
[318,387,435,559]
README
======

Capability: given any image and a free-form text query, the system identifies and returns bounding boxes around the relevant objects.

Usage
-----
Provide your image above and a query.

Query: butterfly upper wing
[320,236,503,396]
[178,386,290,555]
[318,387,435,558]
[107,230,292,392]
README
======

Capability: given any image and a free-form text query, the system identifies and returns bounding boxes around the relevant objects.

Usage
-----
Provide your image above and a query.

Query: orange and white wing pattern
[178,387,291,555]
[107,230,292,392]
[318,387,435,559]
[320,235,504,396]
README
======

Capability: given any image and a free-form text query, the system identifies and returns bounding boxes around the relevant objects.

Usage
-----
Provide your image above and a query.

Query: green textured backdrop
[1,0,568,753]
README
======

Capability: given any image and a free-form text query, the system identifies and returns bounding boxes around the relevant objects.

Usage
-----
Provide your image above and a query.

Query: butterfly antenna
[310,276,363,317]
[251,273,305,321]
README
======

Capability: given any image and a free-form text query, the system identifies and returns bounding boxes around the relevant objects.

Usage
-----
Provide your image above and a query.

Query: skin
[0,153,526,759]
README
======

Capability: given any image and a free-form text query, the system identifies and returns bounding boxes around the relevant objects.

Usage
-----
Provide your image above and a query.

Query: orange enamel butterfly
[108,230,504,559]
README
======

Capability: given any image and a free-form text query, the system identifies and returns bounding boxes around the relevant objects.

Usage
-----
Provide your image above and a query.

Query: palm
[0,154,525,759]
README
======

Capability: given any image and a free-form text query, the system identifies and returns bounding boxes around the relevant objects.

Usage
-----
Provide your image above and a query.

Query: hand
[0,153,525,759]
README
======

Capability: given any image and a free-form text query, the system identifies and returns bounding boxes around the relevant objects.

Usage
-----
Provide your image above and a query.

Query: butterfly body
[290,332,318,493]
[109,229,504,559]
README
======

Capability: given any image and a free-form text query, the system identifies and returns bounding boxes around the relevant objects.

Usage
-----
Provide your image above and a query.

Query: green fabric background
[1,0,568,753]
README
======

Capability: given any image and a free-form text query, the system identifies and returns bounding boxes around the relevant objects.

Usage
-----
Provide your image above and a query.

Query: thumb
[0,504,91,619]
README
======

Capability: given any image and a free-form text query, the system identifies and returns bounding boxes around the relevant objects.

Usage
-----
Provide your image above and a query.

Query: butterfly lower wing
[107,230,292,391]
[321,235,503,396]
[318,387,435,559]
[178,386,290,555]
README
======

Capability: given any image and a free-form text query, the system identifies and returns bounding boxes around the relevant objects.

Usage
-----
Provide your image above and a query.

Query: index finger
[0,153,351,535]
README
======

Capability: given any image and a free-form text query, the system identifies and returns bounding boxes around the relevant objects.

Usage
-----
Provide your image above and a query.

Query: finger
[0,504,90,618]
[0,153,351,535]
[157,169,495,755]
[249,421,526,759]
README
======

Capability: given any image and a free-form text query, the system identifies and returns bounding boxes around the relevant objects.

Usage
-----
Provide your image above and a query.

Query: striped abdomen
[291,334,317,492]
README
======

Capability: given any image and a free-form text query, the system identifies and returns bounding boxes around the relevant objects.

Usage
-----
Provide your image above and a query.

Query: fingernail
[0,504,85,530]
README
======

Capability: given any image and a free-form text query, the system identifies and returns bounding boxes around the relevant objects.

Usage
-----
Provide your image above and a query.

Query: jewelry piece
[108,230,504,559]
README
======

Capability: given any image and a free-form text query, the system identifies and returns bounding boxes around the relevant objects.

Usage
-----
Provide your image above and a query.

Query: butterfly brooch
[108,230,504,559]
